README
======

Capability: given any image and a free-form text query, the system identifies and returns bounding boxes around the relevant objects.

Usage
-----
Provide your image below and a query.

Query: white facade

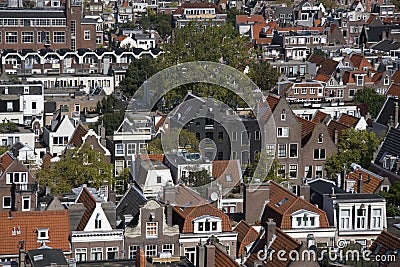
[42,115,75,156]
[141,168,173,198]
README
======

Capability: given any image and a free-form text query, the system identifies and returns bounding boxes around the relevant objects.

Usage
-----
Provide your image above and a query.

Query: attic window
[275,197,289,207]
[281,110,286,121]
[95,213,102,229]
[384,76,390,85]
[225,174,232,182]
[37,228,49,241]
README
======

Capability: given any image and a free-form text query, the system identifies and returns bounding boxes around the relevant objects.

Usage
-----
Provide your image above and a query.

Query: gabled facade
[69,187,123,262]
[124,200,180,261]
[0,152,38,212]
[42,114,75,156]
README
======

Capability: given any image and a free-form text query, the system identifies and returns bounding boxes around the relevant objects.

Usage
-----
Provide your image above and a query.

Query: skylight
[275,197,289,207]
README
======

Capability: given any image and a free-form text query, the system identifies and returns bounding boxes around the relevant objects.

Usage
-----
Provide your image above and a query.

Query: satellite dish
[210,192,218,201]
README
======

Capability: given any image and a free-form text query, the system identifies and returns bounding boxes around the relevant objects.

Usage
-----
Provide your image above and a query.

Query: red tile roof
[392,70,400,85]
[251,23,268,40]
[75,187,97,231]
[342,71,372,84]
[350,54,374,71]
[212,160,242,191]
[314,74,331,82]
[245,227,302,267]
[173,203,232,233]
[162,184,206,207]
[346,165,383,193]
[312,110,329,123]
[337,113,360,128]
[266,94,280,112]
[234,220,259,257]
[261,182,330,230]
[214,243,240,267]
[69,124,88,148]
[0,210,70,255]
[369,230,400,267]
[236,15,265,25]
[297,116,316,145]
[139,154,165,162]
[386,84,400,98]
[0,152,15,172]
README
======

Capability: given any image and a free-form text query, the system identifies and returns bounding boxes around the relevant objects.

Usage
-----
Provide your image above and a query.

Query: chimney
[244,182,270,225]
[358,172,364,193]
[340,164,347,190]
[334,129,339,145]
[265,218,276,245]
[162,181,176,204]
[394,102,399,127]
[297,181,310,202]
[205,244,216,267]
[18,241,25,267]
[165,204,173,226]
[196,244,206,267]
[45,185,51,195]
[97,124,106,147]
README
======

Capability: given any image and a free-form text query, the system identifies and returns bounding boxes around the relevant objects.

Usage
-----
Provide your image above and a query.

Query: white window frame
[289,143,298,158]
[162,244,174,254]
[129,245,140,260]
[146,222,158,238]
[340,209,351,230]
[145,245,157,257]
[3,196,11,208]
[371,208,382,229]
[277,127,289,137]
[84,30,91,40]
[37,228,49,241]
[22,196,30,211]
[278,144,287,158]
[91,247,103,261]
[106,247,118,260]
[289,164,298,179]
[115,143,124,155]
[127,143,136,155]
[75,248,87,262]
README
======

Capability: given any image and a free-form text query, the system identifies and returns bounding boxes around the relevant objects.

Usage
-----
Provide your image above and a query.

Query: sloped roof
[214,242,239,267]
[236,14,265,25]
[308,54,339,76]
[350,53,374,71]
[297,116,316,145]
[159,184,207,207]
[251,23,268,40]
[116,185,147,220]
[386,84,400,98]
[314,74,331,82]
[68,124,88,148]
[212,160,242,192]
[375,127,400,165]
[173,203,232,233]
[369,230,400,267]
[0,151,15,172]
[27,248,68,267]
[312,110,329,123]
[234,220,259,257]
[245,227,302,267]
[261,181,330,230]
[392,70,400,85]
[342,71,372,84]
[266,94,280,112]
[346,163,384,193]
[327,120,350,143]
[0,210,70,255]
[337,113,360,128]
[75,187,97,231]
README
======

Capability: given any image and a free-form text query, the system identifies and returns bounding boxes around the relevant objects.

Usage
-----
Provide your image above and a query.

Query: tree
[325,128,381,177]
[119,57,159,96]
[245,153,288,184]
[226,8,246,26]
[37,143,114,193]
[138,12,173,38]
[248,61,279,91]
[95,95,126,136]
[380,182,400,216]
[181,169,211,187]
[354,87,386,118]
[147,129,199,154]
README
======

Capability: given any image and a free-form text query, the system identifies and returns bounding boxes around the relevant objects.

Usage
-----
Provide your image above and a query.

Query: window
[127,143,136,155]
[32,102,37,111]
[146,222,158,238]
[37,228,48,241]
[278,144,287,158]
[289,165,298,179]
[106,247,118,260]
[95,213,102,229]
[356,75,364,86]
[349,89,356,97]
[340,209,351,229]
[5,32,17,43]
[356,208,366,229]
[217,152,223,160]
[185,247,196,264]
[96,36,102,44]
[241,131,249,145]
[22,196,30,211]
[52,19,66,26]
[278,164,285,177]
[129,245,140,260]
[84,30,91,40]
[53,136,68,146]
[21,32,34,43]
[162,244,174,254]
[318,134,323,143]
[91,248,102,261]
[38,31,50,43]
[3,196,11,208]
[289,143,298,158]
[305,165,313,178]
[115,160,124,176]
[384,75,390,85]
[372,209,382,229]
[53,32,65,43]
[225,174,233,182]
[310,88,315,94]
[301,88,307,94]
[145,245,157,257]
[75,248,87,261]
[139,143,147,153]
[218,132,223,142]
[254,130,260,140]
[337,89,344,98]
[301,13,308,20]
[232,131,237,141]
[315,165,323,178]
[277,127,289,137]
[115,143,124,155]
[266,144,275,156]
[281,110,286,121]
[232,151,237,159]
[294,88,299,94]
[7,102,13,111]
[381,185,389,192]
[314,149,326,160]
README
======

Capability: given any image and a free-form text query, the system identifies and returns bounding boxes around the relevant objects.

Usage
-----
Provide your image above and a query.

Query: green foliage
[115,168,131,195]
[248,61,279,91]
[354,87,386,118]
[95,95,126,136]
[37,143,114,193]
[0,121,18,133]
[147,129,199,154]
[226,8,246,26]
[325,129,381,177]
[138,13,172,38]
[181,169,211,187]
[380,182,400,216]
[245,153,288,184]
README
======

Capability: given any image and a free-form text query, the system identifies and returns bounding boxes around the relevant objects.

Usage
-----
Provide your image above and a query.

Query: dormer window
[356,206,367,229]
[384,75,390,85]
[193,215,222,233]
[291,209,320,228]
[356,75,364,86]
[318,133,323,143]
[329,79,334,86]
[37,228,49,241]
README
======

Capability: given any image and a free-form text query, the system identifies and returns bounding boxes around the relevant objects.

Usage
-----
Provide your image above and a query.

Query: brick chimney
[18,241,25,267]
[297,181,310,202]
[162,181,176,204]
[340,164,347,190]
[394,101,399,127]
[244,182,270,225]
[196,241,216,267]
[265,218,276,245]
[357,172,364,193]
[136,248,146,267]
